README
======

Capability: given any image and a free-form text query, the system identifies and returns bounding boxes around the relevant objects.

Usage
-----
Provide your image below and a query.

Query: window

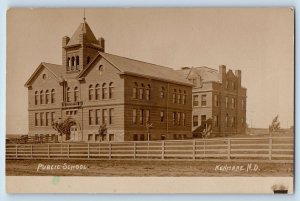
[139,109,144,124]
[193,115,198,127]
[109,82,114,99]
[98,65,104,75]
[232,98,236,109]
[177,90,181,104]
[172,112,176,125]
[35,91,38,105]
[132,109,137,124]
[177,112,181,125]
[51,112,55,123]
[140,134,145,141]
[193,95,199,106]
[214,94,219,107]
[231,116,234,128]
[160,111,164,122]
[76,56,79,69]
[102,83,108,99]
[40,112,44,126]
[139,84,144,99]
[233,81,236,90]
[173,89,177,103]
[44,90,49,104]
[133,82,138,99]
[95,109,101,125]
[226,80,229,88]
[87,56,90,64]
[45,112,49,126]
[145,110,150,123]
[66,87,71,102]
[201,115,206,126]
[71,57,75,68]
[109,134,114,141]
[201,95,207,106]
[182,113,186,126]
[95,84,100,100]
[133,134,138,141]
[40,90,44,104]
[103,109,108,124]
[145,85,150,100]
[42,74,47,80]
[109,108,114,124]
[160,87,165,99]
[88,85,94,100]
[225,114,229,127]
[88,134,93,141]
[95,134,100,141]
[35,113,38,126]
[67,57,71,68]
[183,91,186,104]
[51,89,55,103]
[74,87,79,102]
[225,97,229,108]
[89,110,94,125]
[232,116,236,128]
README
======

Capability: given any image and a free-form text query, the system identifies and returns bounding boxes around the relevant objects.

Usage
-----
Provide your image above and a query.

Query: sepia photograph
[5,8,294,193]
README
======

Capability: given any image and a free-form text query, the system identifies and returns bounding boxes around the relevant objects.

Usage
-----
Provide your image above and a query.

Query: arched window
[95,84,100,100]
[71,57,75,70]
[173,89,177,103]
[87,56,90,64]
[139,84,144,100]
[183,90,186,104]
[88,85,94,100]
[102,83,108,99]
[74,87,79,102]
[178,90,182,104]
[66,87,71,102]
[225,114,229,127]
[133,82,138,99]
[40,90,44,104]
[160,87,165,99]
[98,65,104,75]
[51,89,55,103]
[145,84,150,100]
[45,90,50,104]
[109,82,114,99]
[35,91,38,105]
[76,56,79,69]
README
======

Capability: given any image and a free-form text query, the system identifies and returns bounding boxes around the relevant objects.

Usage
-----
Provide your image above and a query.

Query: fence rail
[6,137,294,162]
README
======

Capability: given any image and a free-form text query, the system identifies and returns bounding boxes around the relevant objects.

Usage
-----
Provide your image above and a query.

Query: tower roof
[67,21,98,46]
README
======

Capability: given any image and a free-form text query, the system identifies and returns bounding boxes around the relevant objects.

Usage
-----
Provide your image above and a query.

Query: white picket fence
[6,137,293,162]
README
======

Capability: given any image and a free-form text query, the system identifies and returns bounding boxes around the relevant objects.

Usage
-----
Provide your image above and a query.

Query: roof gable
[24,62,64,87]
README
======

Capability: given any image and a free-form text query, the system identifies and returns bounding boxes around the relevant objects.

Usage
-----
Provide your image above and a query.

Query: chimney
[235,70,242,87]
[98,37,105,52]
[219,65,226,85]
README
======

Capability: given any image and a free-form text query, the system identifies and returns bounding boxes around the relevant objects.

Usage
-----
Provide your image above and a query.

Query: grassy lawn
[6,159,293,177]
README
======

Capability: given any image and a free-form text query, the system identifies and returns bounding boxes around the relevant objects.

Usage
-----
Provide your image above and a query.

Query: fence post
[193,139,196,160]
[161,141,165,159]
[227,139,231,160]
[16,144,18,159]
[60,143,62,158]
[68,144,70,158]
[88,143,90,159]
[109,143,112,159]
[48,144,50,159]
[133,142,136,159]
[203,140,206,158]
[269,138,272,160]
[31,144,33,158]
[98,143,101,158]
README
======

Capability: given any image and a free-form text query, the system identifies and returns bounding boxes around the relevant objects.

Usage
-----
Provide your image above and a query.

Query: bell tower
[62,18,105,73]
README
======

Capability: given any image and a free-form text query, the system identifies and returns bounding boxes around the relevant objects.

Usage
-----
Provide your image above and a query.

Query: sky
[6,8,294,134]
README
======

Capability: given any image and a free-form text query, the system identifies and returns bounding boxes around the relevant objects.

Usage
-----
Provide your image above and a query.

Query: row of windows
[193,94,206,107]
[172,112,186,126]
[66,56,91,71]
[172,89,187,104]
[66,110,78,116]
[34,112,55,127]
[66,87,79,102]
[132,83,151,100]
[192,114,245,128]
[132,109,151,124]
[88,108,114,125]
[89,82,114,100]
[35,89,56,105]
[87,133,115,141]
[225,80,237,90]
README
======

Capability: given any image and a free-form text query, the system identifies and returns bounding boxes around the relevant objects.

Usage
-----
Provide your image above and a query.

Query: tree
[98,123,107,141]
[52,117,76,142]
[269,115,280,134]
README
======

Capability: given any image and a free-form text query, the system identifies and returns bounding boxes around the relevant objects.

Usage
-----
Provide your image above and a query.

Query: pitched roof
[67,21,98,46]
[177,66,220,83]
[78,52,192,86]
[24,62,64,87]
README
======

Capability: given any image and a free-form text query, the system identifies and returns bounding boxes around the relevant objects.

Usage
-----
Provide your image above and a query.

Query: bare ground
[6,159,293,177]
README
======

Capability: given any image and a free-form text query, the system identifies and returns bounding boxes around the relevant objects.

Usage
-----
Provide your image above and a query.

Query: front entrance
[70,126,79,141]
